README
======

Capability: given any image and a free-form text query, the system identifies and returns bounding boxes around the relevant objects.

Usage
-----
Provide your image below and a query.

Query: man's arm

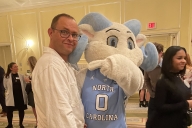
[75,68,87,92]
[33,65,80,128]
[0,67,5,83]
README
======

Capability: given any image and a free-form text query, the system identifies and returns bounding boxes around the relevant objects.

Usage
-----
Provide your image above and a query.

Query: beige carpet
[0,108,36,128]
[126,102,147,128]
[0,92,147,128]
[0,102,147,128]
[2,92,191,128]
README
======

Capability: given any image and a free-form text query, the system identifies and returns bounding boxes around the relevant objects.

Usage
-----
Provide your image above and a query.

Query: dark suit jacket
[0,66,5,91]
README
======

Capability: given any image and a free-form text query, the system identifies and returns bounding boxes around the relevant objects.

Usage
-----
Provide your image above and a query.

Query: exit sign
[148,22,156,29]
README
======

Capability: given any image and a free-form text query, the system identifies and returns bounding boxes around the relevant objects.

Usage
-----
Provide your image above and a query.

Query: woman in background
[185,53,192,77]
[25,56,37,128]
[183,53,192,90]
[4,62,27,128]
[139,68,150,107]
[151,46,192,128]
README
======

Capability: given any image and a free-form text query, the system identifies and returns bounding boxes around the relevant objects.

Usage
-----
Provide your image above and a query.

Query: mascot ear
[140,42,159,71]
[68,34,88,64]
[124,19,141,37]
[136,34,147,48]
[78,12,112,39]
[135,34,158,71]
[79,24,95,39]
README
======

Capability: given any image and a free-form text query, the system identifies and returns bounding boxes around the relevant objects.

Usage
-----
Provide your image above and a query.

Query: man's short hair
[51,13,75,29]
[153,42,164,53]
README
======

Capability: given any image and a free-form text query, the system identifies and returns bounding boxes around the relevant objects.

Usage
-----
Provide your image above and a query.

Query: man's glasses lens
[53,28,80,41]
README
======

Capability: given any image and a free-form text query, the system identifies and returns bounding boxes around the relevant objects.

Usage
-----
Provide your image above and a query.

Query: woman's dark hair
[5,62,16,78]
[161,46,186,80]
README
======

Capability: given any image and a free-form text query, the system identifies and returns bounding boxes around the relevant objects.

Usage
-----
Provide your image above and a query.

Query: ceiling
[0,0,81,12]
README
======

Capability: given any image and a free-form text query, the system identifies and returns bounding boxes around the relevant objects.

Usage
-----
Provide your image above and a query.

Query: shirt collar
[43,47,72,66]
[43,47,64,61]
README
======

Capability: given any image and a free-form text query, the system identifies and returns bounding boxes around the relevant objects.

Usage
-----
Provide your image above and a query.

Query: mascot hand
[88,54,143,96]
[88,54,135,78]
[88,60,105,71]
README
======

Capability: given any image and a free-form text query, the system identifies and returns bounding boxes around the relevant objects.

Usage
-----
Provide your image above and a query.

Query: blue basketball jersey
[82,69,127,128]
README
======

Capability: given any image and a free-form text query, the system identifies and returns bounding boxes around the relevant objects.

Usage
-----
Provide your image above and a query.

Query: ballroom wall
[0,0,191,74]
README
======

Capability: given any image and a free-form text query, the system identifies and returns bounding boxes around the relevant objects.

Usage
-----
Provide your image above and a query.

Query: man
[32,13,85,128]
[0,65,6,117]
[145,42,164,128]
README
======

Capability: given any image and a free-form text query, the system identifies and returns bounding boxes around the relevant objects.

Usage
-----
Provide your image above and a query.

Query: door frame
[141,29,180,46]
[0,43,13,70]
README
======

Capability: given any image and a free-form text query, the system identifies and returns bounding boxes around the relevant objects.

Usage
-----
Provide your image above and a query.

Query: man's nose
[67,34,74,41]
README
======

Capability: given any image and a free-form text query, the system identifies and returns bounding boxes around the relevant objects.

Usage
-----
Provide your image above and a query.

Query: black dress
[26,82,35,107]
[7,73,27,111]
[151,74,191,128]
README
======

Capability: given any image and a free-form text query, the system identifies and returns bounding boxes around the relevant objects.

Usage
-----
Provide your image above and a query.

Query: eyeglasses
[52,28,81,41]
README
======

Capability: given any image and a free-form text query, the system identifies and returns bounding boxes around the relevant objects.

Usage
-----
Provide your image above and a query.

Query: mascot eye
[127,37,135,50]
[107,36,118,48]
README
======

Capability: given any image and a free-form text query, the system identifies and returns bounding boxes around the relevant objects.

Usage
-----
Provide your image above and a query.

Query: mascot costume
[69,12,158,128]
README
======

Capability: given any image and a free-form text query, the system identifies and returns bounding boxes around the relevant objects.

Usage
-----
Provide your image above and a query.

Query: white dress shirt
[32,47,85,128]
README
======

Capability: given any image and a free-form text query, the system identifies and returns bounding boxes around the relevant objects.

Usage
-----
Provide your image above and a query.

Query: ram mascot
[69,12,158,128]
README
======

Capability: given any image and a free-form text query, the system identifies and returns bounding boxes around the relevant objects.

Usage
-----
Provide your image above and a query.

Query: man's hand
[84,124,87,128]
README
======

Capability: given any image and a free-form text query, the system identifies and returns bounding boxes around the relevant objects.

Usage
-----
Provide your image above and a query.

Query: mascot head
[69,12,158,71]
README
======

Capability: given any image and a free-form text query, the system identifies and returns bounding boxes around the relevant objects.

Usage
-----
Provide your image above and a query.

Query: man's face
[48,16,79,57]
[158,51,163,63]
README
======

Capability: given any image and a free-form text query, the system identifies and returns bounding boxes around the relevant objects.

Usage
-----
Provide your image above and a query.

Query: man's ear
[159,51,163,57]
[48,28,53,37]
[79,24,95,39]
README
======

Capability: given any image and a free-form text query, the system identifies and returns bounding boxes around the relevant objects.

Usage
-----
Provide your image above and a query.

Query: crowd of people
[0,13,192,128]
[0,57,38,128]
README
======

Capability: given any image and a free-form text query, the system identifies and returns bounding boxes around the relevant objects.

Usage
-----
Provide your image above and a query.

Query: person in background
[139,68,150,107]
[145,42,164,128]
[151,46,192,128]
[139,89,150,107]
[4,62,27,128]
[32,13,85,128]
[185,53,192,69]
[183,53,192,89]
[185,53,192,76]
[0,65,6,117]
[25,56,37,128]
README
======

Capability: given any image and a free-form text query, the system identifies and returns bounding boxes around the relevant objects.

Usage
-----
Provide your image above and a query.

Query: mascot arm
[88,54,144,96]
[75,68,87,92]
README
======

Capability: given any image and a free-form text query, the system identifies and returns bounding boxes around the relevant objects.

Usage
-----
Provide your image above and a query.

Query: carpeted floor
[0,103,147,128]
[0,92,147,128]
[0,110,36,128]
[2,92,191,128]
[126,102,147,128]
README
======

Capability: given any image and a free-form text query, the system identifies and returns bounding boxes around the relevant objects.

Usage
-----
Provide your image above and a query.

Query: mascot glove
[88,54,143,96]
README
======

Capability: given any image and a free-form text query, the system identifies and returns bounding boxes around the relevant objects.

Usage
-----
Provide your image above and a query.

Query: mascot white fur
[69,12,158,128]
